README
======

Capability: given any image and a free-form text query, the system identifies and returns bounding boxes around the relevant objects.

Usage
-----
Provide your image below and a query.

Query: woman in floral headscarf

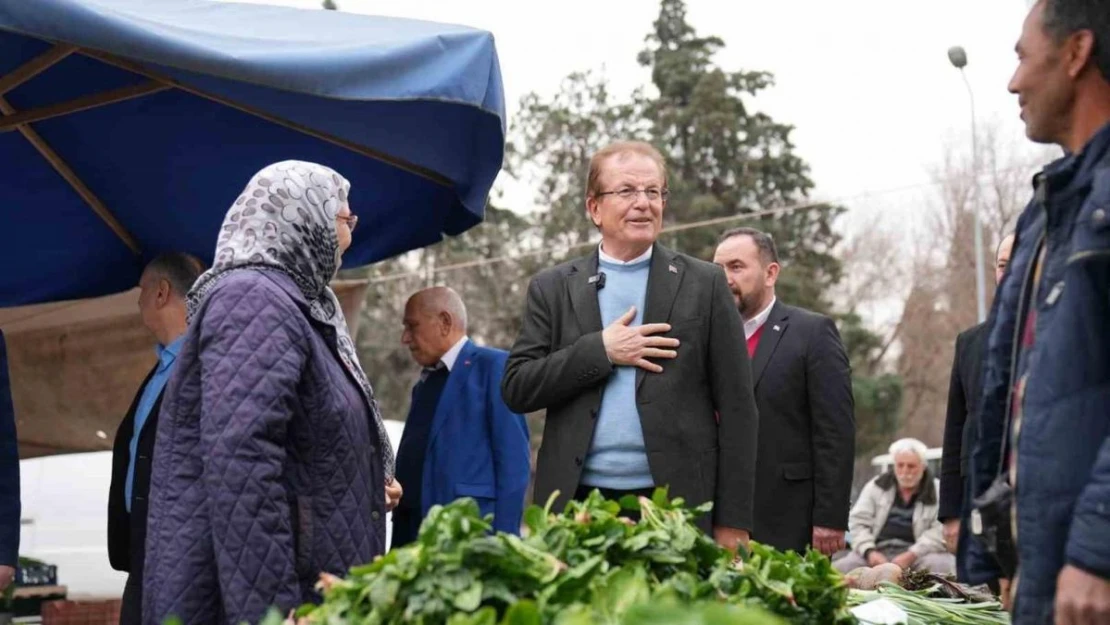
[142,161,399,625]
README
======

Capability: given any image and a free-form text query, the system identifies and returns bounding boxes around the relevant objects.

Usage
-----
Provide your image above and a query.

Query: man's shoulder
[958,322,989,343]
[777,303,834,331]
[955,322,990,363]
[467,341,509,365]
[529,255,588,287]
[670,250,724,278]
[780,302,826,321]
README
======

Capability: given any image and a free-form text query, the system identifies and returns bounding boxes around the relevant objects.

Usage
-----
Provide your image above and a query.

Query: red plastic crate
[41,599,122,625]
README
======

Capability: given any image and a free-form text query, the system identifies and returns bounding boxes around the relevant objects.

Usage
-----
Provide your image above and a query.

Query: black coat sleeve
[939,331,968,521]
[501,275,613,414]
[807,316,855,530]
[106,417,131,572]
[707,269,759,531]
[0,331,20,567]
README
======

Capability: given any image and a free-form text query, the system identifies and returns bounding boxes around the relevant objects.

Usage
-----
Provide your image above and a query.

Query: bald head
[401,287,469,367]
[995,233,1016,284]
[411,287,469,331]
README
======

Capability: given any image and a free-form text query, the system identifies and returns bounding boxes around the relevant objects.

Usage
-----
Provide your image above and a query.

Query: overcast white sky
[235,0,1043,237]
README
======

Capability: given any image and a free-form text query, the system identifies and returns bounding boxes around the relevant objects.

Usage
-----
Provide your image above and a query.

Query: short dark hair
[1042,0,1110,81]
[718,227,780,266]
[144,253,206,297]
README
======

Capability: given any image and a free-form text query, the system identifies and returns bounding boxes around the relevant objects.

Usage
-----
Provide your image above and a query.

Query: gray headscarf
[187,160,395,482]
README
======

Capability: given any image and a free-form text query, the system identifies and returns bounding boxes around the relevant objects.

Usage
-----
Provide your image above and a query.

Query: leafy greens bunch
[292,488,852,625]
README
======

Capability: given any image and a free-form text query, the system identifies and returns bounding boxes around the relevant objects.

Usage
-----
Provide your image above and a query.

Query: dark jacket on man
[940,322,989,583]
[940,322,989,522]
[108,366,164,625]
[749,301,855,553]
[968,122,1110,623]
[501,244,759,533]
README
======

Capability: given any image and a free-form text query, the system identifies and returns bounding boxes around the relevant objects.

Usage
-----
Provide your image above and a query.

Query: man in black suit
[502,141,759,551]
[108,253,204,625]
[939,232,1014,581]
[713,228,855,556]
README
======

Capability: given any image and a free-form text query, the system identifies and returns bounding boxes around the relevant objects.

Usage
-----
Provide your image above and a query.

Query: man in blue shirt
[107,253,204,625]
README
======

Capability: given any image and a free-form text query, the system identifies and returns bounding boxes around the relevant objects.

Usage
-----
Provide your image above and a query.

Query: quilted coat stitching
[143,271,385,625]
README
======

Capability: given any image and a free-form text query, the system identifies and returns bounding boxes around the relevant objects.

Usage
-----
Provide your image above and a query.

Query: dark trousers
[391,508,421,550]
[120,573,141,625]
[956,477,1001,594]
[956,476,973,582]
[574,484,655,522]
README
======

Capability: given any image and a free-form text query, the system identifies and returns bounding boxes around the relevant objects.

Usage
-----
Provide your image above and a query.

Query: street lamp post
[948,45,987,324]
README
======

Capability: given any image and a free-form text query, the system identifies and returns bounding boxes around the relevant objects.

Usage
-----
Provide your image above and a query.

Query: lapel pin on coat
[668,264,678,274]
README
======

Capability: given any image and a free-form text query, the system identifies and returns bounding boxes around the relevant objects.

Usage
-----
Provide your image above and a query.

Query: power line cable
[367,169,1025,284]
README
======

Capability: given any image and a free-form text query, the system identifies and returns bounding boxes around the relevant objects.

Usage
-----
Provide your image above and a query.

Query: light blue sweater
[580,255,654,490]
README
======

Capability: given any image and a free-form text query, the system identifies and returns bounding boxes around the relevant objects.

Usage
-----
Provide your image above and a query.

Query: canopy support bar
[0,45,76,96]
[0,95,142,255]
[81,49,455,188]
[0,80,169,132]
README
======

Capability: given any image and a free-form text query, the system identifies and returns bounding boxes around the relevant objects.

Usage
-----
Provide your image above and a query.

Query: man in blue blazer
[392,287,531,547]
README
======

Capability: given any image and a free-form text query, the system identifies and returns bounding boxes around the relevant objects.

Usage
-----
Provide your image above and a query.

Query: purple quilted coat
[142,269,386,625]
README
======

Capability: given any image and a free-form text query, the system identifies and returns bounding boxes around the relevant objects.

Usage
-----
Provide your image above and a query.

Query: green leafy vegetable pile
[293,488,853,625]
[847,582,1010,624]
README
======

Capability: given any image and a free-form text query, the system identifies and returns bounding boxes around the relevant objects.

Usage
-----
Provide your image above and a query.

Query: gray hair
[144,253,206,298]
[888,438,929,464]
[1041,0,1110,81]
[718,227,780,266]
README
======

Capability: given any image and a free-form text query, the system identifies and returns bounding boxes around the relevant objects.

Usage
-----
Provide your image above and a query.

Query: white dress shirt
[421,336,469,381]
[744,297,777,340]
[440,336,469,371]
[598,243,653,265]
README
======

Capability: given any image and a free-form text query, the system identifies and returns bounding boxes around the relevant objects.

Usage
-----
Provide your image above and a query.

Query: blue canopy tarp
[0,0,505,306]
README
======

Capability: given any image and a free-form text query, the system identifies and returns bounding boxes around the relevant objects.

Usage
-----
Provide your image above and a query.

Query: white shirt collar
[440,336,469,371]
[744,296,777,340]
[598,243,653,266]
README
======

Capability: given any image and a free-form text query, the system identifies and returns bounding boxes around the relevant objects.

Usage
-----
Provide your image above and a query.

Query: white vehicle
[18,419,405,598]
[19,450,125,598]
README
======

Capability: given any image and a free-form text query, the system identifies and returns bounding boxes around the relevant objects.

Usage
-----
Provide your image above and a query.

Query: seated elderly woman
[834,438,955,575]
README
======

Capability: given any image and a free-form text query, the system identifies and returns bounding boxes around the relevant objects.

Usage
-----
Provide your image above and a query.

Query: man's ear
[157,278,172,307]
[439,311,453,336]
[765,262,781,287]
[585,196,602,228]
[1066,30,1096,79]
